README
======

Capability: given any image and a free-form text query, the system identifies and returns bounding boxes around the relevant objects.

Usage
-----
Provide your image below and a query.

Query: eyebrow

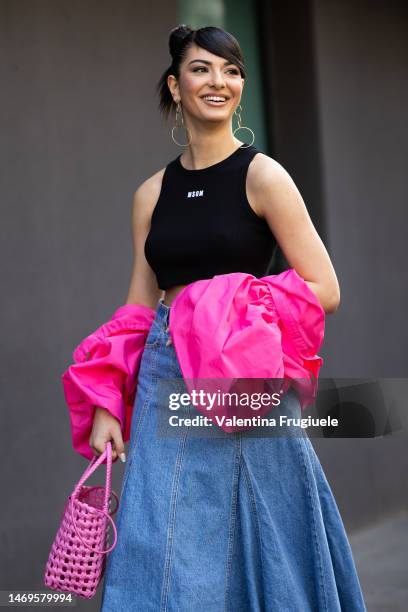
[187,59,236,67]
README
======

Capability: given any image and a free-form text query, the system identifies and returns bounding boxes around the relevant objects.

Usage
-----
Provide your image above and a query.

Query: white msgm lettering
[187,190,204,198]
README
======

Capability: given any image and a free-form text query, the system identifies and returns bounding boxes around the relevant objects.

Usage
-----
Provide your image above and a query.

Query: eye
[192,66,240,75]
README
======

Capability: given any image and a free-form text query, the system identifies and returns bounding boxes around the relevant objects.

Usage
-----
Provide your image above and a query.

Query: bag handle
[69,441,118,554]
[72,441,113,511]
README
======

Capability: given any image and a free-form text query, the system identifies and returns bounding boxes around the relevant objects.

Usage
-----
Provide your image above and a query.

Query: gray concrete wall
[0,0,177,605]
[311,0,408,530]
[313,0,408,377]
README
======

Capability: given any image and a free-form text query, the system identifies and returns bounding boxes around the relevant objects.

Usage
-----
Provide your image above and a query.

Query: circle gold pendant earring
[232,104,255,147]
[171,102,192,147]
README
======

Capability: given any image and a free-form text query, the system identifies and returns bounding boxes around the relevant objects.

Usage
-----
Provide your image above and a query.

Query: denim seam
[240,454,266,612]
[144,317,161,344]
[223,435,241,612]
[120,345,159,495]
[307,436,320,478]
[160,432,188,612]
[295,434,329,611]
[145,324,164,347]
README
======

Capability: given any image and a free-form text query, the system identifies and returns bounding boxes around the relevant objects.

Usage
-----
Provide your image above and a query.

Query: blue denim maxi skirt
[100,299,367,612]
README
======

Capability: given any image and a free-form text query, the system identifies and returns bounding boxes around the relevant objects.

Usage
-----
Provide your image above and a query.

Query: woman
[98,25,367,611]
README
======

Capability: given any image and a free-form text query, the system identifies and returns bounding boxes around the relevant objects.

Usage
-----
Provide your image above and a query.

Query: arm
[247,155,340,314]
[125,169,165,308]
[89,170,165,458]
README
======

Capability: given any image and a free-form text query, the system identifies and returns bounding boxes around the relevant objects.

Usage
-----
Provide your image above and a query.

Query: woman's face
[168,43,244,124]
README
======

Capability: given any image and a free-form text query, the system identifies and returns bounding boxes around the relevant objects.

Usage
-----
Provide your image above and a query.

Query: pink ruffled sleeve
[170,269,325,419]
[265,268,326,408]
[61,304,156,459]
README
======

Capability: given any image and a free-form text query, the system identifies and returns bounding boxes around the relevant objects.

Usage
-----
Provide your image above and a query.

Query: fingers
[89,438,109,458]
[89,406,127,462]
[90,437,122,461]
[111,429,126,463]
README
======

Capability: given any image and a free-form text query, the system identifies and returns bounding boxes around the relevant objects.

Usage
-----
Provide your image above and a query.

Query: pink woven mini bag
[44,441,119,599]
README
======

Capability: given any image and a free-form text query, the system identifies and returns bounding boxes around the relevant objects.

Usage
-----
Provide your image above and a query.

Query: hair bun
[169,24,193,57]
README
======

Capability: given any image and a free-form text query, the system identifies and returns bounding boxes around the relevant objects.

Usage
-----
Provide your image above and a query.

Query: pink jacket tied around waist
[62,268,325,459]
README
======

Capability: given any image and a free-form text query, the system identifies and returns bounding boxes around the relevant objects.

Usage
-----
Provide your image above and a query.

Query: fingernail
[120,452,126,463]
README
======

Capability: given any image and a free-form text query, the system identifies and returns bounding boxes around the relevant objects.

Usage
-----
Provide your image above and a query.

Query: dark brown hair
[157,25,246,120]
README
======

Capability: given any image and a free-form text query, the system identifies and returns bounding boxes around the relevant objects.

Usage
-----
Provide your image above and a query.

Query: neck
[179,121,243,170]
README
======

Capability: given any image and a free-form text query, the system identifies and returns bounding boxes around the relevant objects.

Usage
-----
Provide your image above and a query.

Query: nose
[209,69,226,89]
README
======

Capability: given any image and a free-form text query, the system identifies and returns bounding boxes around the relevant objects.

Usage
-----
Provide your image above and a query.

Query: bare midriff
[162,284,189,307]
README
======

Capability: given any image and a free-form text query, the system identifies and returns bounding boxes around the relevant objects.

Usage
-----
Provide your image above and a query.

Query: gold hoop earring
[232,104,255,147]
[171,102,192,147]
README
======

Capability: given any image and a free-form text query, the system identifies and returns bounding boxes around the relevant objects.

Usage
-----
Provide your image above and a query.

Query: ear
[167,74,180,103]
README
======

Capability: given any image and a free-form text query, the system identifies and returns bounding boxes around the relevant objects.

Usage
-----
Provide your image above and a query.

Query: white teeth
[203,96,226,102]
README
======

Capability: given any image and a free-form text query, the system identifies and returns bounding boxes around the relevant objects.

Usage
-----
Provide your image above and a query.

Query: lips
[201,96,229,105]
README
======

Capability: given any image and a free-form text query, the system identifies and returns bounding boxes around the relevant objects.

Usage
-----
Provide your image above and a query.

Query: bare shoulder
[247,152,292,190]
[247,152,299,216]
[132,166,166,221]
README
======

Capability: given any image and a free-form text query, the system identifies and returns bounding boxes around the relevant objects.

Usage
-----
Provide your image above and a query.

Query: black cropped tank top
[144,144,277,291]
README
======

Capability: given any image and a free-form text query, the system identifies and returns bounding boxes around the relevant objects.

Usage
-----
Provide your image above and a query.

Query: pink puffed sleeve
[61,303,156,459]
[169,269,325,421]
[265,268,326,408]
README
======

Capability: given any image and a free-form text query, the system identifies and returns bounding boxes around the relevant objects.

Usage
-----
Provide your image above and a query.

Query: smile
[201,96,229,105]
